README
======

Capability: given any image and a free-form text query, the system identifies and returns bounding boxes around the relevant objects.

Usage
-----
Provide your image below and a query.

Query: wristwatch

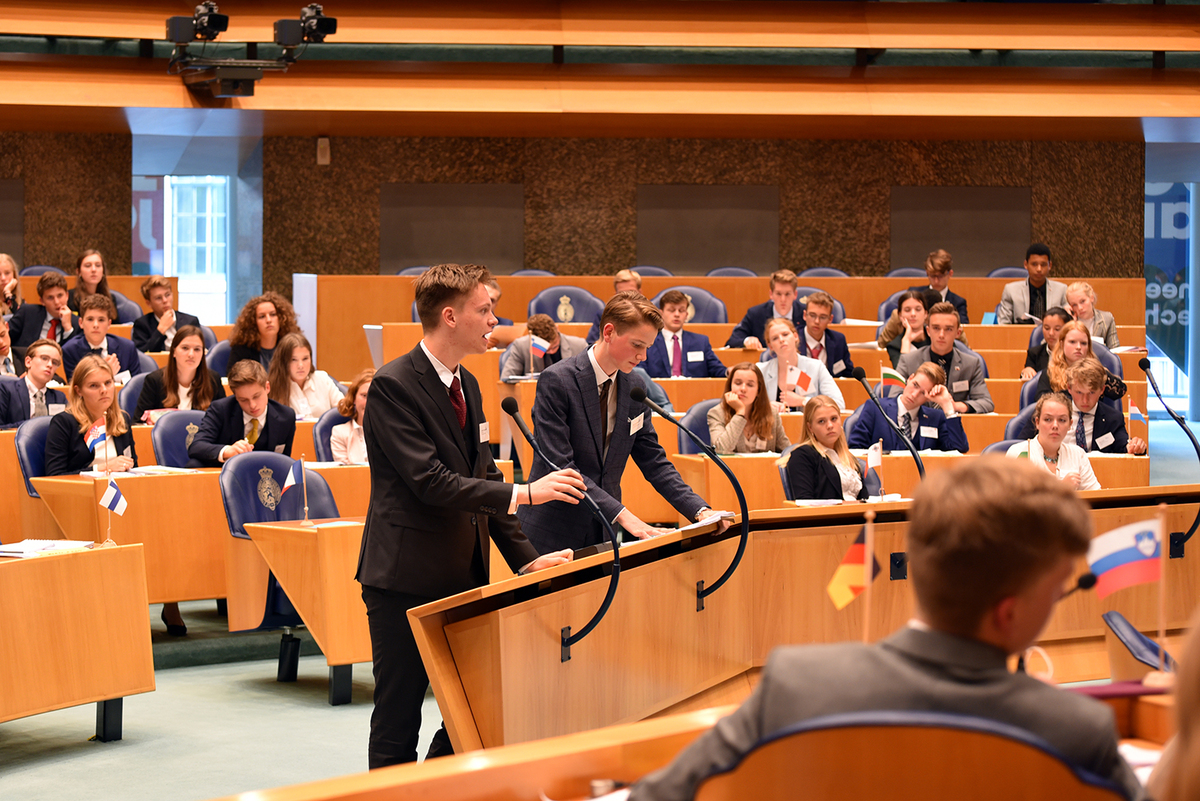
[695,507,712,522]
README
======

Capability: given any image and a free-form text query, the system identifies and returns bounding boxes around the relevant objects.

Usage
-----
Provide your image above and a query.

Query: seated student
[644,290,727,379]
[132,276,201,353]
[134,325,225,421]
[1065,281,1119,350]
[1018,358,1146,456]
[45,355,136,476]
[331,368,374,465]
[1035,320,1125,401]
[187,359,296,468]
[7,272,79,348]
[785,394,867,502]
[227,291,301,373]
[1006,392,1100,491]
[61,295,145,380]
[758,318,843,411]
[908,248,969,324]
[1020,306,1071,380]
[67,248,117,315]
[0,252,22,316]
[797,290,854,378]
[877,289,934,369]
[848,361,968,453]
[630,457,1140,801]
[586,269,642,344]
[483,277,514,326]
[500,313,588,379]
[0,318,18,377]
[267,333,345,419]
[706,362,789,454]
[725,269,805,349]
[998,243,1068,324]
[896,301,993,414]
[0,339,66,428]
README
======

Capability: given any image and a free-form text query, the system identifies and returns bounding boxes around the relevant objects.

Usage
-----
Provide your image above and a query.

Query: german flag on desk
[827,527,881,610]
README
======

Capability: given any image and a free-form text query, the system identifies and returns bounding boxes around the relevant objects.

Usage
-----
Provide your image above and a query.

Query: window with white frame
[164,175,230,325]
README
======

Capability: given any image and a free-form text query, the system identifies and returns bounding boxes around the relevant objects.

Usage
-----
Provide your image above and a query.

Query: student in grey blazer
[997,244,1068,324]
[630,458,1141,801]
[1066,281,1120,349]
[895,302,994,414]
[499,314,588,379]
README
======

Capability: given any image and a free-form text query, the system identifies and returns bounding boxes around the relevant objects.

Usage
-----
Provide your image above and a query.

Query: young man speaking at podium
[356,263,586,769]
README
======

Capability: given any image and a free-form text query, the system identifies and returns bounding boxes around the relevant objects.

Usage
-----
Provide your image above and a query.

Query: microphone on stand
[1138,358,1199,556]
[851,367,924,478]
[1019,572,1096,673]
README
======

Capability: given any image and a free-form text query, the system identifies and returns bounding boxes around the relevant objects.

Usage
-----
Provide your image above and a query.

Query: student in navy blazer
[643,290,727,379]
[186,360,296,468]
[62,294,145,380]
[1017,358,1146,455]
[726,270,807,348]
[132,275,201,352]
[796,291,855,378]
[44,355,137,476]
[7,273,79,349]
[907,248,970,325]
[0,340,67,429]
[847,362,968,453]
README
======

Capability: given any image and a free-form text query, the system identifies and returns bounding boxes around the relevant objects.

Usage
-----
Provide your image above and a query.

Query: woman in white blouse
[757,318,844,411]
[267,333,345,419]
[330,368,373,465]
[134,325,225,420]
[705,362,789,454]
[1006,392,1101,491]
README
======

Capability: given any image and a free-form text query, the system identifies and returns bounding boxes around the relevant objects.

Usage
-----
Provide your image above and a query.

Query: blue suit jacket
[7,303,80,348]
[643,330,727,379]
[62,334,144,380]
[186,395,296,468]
[0,379,67,428]
[726,300,806,348]
[799,328,855,378]
[908,285,970,325]
[848,396,968,453]
[1018,400,1129,454]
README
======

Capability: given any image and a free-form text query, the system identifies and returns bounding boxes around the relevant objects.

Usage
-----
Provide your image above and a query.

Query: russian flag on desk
[99,479,127,516]
[827,527,881,610]
[530,335,551,359]
[1087,519,1161,599]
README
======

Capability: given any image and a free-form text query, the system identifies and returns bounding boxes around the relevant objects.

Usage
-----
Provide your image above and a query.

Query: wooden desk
[976,349,1148,381]
[0,544,155,741]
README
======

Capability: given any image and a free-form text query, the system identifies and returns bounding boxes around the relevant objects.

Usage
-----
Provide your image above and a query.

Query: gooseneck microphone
[852,366,925,479]
[1062,571,1097,600]
[501,396,619,662]
[629,386,749,610]
[1138,358,1198,554]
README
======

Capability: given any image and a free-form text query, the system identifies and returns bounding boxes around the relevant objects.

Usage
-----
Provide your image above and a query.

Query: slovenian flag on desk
[530,335,551,359]
[1087,519,1161,599]
[84,421,106,452]
[99,478,127,516]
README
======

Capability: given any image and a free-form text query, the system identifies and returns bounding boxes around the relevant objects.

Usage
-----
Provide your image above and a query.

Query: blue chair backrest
[953,340,990,379]
[15,416,54,497]
[778,444,797,500]
[632,265,673,276]
[136,351,157,375]
[119,373,147,420]
[1019,374,1041,410]
[798,267,848,278]
[886,267,927,278]
[411,300,420,323]
[528,286,605,325]
[313,407,351,462]
[1005,404,1038,440]
[1029,325,1044,349]
[150,410,207,468]
[1092,341,1122,378]
[499,341,515,372]
[707,266,756,277]
[206,339,231,376]
[988,266,1028,279]
[1102,610,1178,672]
[983,438,1023,455]
[844,404,865,437]
[679,399,720,455]
[20,265,65,276]
[111,291,142,325]
[878,289,907,322]
[511,269,555,276]
[200,325,218,350]
[219,452,340,539]
[650,286,728,324]
[796,286,846,323]
[395,266,429,276]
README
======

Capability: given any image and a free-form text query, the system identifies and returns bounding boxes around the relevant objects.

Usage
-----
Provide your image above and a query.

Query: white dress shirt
[288,370,345,419]
[1005,437,1101,491]
[330,419,367,464]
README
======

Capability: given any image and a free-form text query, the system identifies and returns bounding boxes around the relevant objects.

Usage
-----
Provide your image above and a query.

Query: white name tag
[122,446,132,458]
[48,403,66,415]
[785,365,803,386]
[630,412,644,434]
[952,380,969,393]
[919,425,939,439]
[274,444,285,453]
[832,359,845,373]
[113,370,132,384]
[479,421,490,443]
[686,350,703,362]
[1096,432,1115,449]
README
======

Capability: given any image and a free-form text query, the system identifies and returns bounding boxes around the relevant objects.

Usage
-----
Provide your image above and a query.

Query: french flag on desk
[530,335,551,359]
[1087,520,1161,599]
[85,421,106,452]
[99,479,127,516]
[281,460,302,494]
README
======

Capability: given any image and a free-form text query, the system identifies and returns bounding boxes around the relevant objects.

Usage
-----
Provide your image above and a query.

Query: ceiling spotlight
[300,4,337,43]
[193,2,229,42]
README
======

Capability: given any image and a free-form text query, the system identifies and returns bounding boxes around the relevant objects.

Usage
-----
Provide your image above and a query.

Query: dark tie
[671,334,683,377]
[448,375,467,430]
[1076,413,1087,449]
[32,389,47,417]
[598,378,612,453]
[91,348,103,357]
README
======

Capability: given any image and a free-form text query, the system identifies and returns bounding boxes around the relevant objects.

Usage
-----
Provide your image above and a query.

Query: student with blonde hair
[1065,280,1119,349]
[785,394,865,501]
[0,252,22,315]
[45,354,136,476]
[1035,319,1125,401]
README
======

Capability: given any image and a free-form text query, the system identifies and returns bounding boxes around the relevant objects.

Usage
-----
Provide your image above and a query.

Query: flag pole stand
[101,429,116,547]
[299,458,315,526]
[1143,503,1175,689]
[862,509,876,644]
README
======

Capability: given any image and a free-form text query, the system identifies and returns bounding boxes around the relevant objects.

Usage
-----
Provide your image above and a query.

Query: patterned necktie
[1076,413,1087,449]
[448,376,467,429]
[32,389,47,417]
[810,343,823,361]
[91,348,104,357]
[671,334,683,377]
[1,355,11,375]
[247,418,259,445]
[598,378,612,453]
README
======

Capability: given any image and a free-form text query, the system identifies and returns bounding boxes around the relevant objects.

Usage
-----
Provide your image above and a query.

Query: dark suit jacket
[62,334,145,380]
[517,351,707,552]
[355,345,539,599]
[0,348,22,377]
[643,330,727,379]
[131,311,201,352]
[1018,401,1129,454]
[726,300,806,348]
[186,396,295,468]
[847,396,969,453]
[786,443,867,502]
[908,285,970,325]
[7,303,79,348]
[45,410,137,475]
[228,343,271,372]
[133,367,226,421]
[1025,342,1049,374]
[799,328,855,378]
[630,627,1140,801]
[0,378,67,428]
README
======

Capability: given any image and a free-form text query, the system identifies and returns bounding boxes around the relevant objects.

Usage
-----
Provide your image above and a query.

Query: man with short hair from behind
[586,269,643,344]
[725,269,805,349]
[7,272,78,348]
[186,359,295,467]
[0,338,66,428]
[643,289,727,379]
[998,243,1068,324]
[61,294,144,380]
[500,313,588,379]
[132,275,201,353]
[895,301,993,414]
[1018,357,1147,455]
[630,457,1141,801]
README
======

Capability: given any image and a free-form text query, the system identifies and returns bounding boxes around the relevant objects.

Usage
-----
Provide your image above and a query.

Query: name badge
[630,412,644,434]
[274,444,285,453]
[479,421,490,443]
[785,365,803,386]
[686,350,704,362]
[1095,432,1115,449]
[832,359,845,374]
[122,446,132,458]
[48,403,66,415]
[919,425,939,439]
[113,370,132,384]
[952,380,969,393]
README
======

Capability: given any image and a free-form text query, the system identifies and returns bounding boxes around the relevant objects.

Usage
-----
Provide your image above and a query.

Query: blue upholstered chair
[678,399,720,455]
[19,265,65,276]
[777,445,880,500]
[395,266,429,276]
[118,373,147,420]
[111,291,142,325]
[1092,342,1123,379]
[778,444,798,500]
[1019,374,1042,410]
[313,407,351,462]
[987,266,1029,278]
[135,351,157,375]
[983,439,1023,455]
[200,325,218,350]
[528,286,605,325]
[1005,404,1037,440]
[798,267,849,278]
[1102,610,1177,674]
[206,339,231,376]
[877,289,907,322]
[953,340,990,379]
[151,410,207,468]
[15,416,54,497]
[796,286,846,323]
[886,267,927,278]
[707,266,757,277]
[512,269,555,276]
[651,286,728,324]
[632,265,673,276]
[410,300,420,323]
[1030,325,1044,349]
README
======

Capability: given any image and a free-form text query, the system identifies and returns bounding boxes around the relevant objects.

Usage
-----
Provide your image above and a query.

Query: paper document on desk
[793,499,843,507]
[671,510,736,535]
[129,465,195,475]
[80,470,139,478]
[0,539,94,558]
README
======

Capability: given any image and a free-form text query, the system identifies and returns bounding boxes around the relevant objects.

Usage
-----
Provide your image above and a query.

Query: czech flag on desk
[827,527,881,610]
[99,479,127,516]
[1087,520,1162,599]
[84,421,106,452]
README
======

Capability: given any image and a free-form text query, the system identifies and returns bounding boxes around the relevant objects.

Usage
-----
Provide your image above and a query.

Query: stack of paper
[0,539,95,558]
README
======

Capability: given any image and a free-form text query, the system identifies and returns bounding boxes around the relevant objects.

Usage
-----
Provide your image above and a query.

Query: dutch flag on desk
[1087,519,1161,599]
[99,479,127,516]
[85,421,106,452]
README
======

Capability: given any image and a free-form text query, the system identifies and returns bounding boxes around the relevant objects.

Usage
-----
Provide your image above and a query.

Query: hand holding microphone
[500,396,586,506]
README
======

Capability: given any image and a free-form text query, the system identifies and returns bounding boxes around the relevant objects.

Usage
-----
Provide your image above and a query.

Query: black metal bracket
[329,664,352,705]
[890,552,908,581]
[94,698,123,742]
[1171,531,1186,559]
[696,580,705,611]
[561,626,572,662]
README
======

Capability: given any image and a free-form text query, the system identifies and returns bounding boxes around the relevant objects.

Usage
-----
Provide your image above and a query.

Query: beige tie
[247,418,260,445]
[32,389,48,417]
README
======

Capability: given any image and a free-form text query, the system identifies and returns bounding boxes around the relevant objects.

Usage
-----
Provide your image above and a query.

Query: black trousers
[361,585,454,769]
